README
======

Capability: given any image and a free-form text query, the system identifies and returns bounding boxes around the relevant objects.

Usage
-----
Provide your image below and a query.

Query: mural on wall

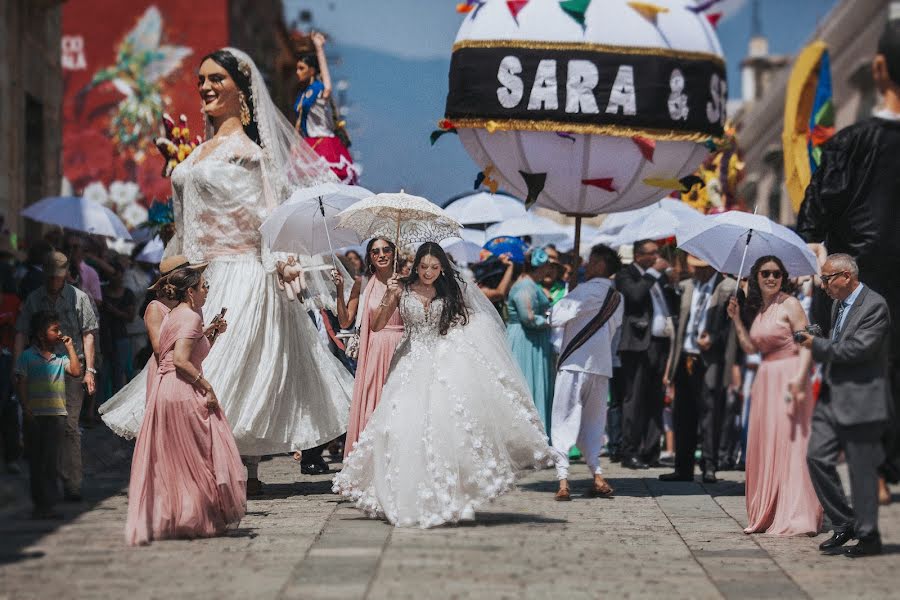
[62,1,227,228]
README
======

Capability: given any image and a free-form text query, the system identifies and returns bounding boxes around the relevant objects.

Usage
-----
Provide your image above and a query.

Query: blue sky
[282,0,839,202]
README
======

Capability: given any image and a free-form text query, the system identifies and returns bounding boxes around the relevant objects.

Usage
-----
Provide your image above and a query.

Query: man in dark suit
[659,256,737,484]
[615,240,677,469]
[798,254,892,557]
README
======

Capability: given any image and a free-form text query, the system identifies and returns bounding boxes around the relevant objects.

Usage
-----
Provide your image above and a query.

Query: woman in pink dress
[727,255,823,536]
[334,238,404,458]
[125,265,245,546]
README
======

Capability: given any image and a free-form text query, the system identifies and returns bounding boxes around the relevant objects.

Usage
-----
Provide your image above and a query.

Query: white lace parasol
[336,191,461,249]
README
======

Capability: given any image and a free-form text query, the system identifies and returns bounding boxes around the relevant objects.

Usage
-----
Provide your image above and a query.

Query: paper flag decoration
[557,132,577,143]
[559,0,591,28]
[475,165,500,193]
[706,13,722,27]
[507,0,529,21]
[456,1,476,13]
[582,178,616,192]
[643,175,705,192]
[627,1,669,23]
[520,171,548,208]
[687,0,724,13]
[631,135,656,162]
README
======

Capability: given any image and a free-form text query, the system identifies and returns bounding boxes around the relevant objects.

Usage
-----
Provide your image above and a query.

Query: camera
[792,324,823,343]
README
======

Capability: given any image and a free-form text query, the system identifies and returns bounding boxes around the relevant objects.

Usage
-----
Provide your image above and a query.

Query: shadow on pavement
[0,426,132,566]
[257,479,335,499]
[464,512,567,527]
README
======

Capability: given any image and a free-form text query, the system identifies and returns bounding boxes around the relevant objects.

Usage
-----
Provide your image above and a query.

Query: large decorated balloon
[445,0,727,216]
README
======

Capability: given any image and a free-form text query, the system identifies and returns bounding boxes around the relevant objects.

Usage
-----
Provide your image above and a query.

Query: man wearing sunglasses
[796,254,891,557]
[797,16,900,501]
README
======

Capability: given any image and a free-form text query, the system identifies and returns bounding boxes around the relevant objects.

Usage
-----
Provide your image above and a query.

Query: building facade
[734,0,893,225]
[0,0,65,243]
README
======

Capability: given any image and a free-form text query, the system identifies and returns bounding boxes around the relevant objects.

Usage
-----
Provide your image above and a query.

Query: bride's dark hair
[200,50,261,145]
[405,242,468,336]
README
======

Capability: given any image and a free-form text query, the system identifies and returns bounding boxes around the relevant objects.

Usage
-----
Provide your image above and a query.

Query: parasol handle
[570,216,582,291]
[732,229,753,299]
[318,196,338,269]
[394,211,401,273]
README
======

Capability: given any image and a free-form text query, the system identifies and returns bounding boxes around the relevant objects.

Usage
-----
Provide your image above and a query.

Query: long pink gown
[743,296,822,536]
[125,306,246,546]
[343,277,404,458]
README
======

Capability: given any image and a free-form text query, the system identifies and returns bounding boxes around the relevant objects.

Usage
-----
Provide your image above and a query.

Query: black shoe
[5,462,21,475]
[300,458,330,475]
[623,457,649,470]
[702,470,718,484]
[844,534,882,557]
[609,452,621,463]
[31,509,64,520]
[62,492,82,503]
[659,472,693,482]
[819,529,854,552]
[658,455,675,468]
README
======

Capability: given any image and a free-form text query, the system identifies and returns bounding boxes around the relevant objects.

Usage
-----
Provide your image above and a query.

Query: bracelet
[193,372,203,384]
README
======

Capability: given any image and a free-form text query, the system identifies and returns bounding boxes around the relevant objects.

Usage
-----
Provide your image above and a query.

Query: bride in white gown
[333,242,551,528]
[100,48,352,491]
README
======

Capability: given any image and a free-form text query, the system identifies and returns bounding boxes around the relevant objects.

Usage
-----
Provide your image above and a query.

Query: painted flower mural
[83,6,192,162]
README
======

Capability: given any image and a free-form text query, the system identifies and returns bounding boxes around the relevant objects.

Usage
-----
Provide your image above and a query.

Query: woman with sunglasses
[333,238,405,459]
[727,256,823,536]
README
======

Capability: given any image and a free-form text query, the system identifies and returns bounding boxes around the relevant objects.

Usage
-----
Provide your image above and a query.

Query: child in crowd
[16,310,82,519]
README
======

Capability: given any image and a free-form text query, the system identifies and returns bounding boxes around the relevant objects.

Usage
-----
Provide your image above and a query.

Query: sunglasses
[202,281,210,290]
[820,271,847,285]
[370,247,393,256]
[759,269,783,280]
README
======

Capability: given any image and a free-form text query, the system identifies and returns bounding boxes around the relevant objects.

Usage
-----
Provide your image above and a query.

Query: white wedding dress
[100,130,353,455]
[333,284,551,528]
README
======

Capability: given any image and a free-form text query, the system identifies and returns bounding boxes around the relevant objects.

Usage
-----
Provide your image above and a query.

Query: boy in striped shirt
[16,311,81,519]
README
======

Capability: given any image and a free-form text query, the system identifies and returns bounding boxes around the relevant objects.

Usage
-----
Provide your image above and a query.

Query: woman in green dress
[506,248,560,433]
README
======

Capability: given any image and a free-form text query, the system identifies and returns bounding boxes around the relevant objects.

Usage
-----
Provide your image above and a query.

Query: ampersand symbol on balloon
[667,68,689,121]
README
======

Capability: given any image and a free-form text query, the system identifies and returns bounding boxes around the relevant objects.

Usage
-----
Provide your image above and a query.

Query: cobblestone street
[1,427,898,600]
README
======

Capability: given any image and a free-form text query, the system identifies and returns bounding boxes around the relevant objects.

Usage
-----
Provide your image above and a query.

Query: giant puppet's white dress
[101,130,353,455]
[333,283,551,528]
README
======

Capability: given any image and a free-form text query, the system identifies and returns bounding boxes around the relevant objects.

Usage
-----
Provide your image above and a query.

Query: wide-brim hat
[686,255,710,268]
[148,255,208,290]
[44,250,69,277]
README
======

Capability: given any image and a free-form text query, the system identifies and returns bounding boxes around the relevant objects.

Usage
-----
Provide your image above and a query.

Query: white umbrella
[260,183,372,259]
[135,236,165,264]
[443,191,526,226]
[612,199,703,246]
[336,191,461,255]
[22,195,132,239]
[675,211,819,278]
[459,228,488,246]
[440,238,483,265]
[485,212,570,247]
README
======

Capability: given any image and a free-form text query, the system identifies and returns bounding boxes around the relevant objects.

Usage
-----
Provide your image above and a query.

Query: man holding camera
[796,254,892,557]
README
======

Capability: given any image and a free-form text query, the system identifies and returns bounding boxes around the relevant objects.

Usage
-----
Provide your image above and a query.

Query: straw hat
[148,255,208,290]
[44,251,69,278]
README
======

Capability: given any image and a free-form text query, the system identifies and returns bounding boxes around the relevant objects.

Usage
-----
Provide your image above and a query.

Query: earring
[239,93,251,126]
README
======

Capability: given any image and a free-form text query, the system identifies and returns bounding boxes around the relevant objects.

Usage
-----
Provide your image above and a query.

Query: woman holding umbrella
[727,256,822,536]
[333,237,405,459]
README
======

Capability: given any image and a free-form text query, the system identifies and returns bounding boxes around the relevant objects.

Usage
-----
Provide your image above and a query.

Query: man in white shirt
[549,245,624,501]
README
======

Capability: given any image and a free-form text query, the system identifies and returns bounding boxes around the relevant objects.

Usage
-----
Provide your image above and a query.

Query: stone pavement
[1,427,898,600]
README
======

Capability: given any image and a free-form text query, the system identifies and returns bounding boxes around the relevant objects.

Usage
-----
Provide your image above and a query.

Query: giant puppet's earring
[239,93,251,126]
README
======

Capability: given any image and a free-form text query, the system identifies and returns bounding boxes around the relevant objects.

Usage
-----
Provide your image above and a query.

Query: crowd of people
[2,21,898,560]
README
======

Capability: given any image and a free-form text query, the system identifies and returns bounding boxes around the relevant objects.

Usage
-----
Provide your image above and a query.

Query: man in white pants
[550,245,623,501]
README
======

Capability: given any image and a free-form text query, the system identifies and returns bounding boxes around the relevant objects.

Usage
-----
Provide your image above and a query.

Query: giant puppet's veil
[208,48,350,309]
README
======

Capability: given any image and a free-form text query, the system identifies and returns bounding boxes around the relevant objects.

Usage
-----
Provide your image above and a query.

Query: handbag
[342,278,370,359]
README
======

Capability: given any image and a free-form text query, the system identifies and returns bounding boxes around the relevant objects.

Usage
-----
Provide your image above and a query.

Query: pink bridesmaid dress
[144,300,171,399]
[125,306,246,546]
[343,277,404,458]
[743,295,823,535]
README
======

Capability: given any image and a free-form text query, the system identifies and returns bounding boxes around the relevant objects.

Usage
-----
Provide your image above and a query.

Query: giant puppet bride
[101,48,353,488]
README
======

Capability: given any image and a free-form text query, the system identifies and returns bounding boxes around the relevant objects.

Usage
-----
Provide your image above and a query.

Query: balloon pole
[318,196,338,268]
[571,216,583,291]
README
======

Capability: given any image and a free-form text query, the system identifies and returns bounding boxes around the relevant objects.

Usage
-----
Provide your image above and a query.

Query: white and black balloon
[445,0,727,216]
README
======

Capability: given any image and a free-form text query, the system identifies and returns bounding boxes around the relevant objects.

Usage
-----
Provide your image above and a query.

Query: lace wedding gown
[101,131,352,455]
[333,286,552,528]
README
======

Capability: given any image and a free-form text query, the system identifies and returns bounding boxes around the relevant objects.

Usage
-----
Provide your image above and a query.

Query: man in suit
[797,254,892,557]
[549,245,623,500]
[659,256,737,484]
[615,240,678,469]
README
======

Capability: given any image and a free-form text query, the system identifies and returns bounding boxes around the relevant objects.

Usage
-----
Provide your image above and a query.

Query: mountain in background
[333,44,478,203]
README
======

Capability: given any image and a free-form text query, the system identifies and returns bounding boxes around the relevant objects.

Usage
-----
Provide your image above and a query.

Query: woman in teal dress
[506,249,559,433]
